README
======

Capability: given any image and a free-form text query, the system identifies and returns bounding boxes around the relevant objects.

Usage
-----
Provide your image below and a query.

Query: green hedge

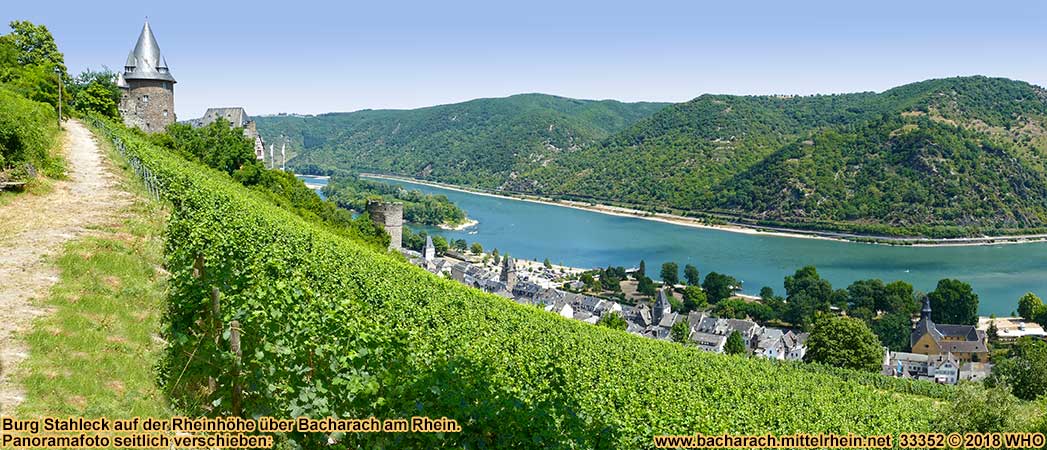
[95,118,941,448]
[0,84,60,178]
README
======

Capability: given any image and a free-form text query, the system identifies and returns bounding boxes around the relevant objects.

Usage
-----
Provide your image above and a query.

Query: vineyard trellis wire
[89,117,161,201]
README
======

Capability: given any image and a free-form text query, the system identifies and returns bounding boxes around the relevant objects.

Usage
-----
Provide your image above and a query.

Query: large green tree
[670,319,690,344]
[683,264,701,286]
[1018,292,1044,323]
[660,262,679,286]
[989,337,1047,401]
[783,266,833,329]
[597,312,627,331]
[804,315,882,372]
[724,331,746,355]
[927,279,979,325]
[702,272,738,304]
[682,285,707,312]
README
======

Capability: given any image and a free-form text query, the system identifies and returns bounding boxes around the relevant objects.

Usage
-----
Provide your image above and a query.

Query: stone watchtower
[118,21,176,133]
[366,201,403,250]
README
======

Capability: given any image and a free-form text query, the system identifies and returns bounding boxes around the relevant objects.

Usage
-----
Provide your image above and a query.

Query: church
[118,21,176,133]
[910,297,990,362]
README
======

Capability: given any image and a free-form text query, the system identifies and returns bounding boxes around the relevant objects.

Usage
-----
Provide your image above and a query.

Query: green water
[301,175,1047,315]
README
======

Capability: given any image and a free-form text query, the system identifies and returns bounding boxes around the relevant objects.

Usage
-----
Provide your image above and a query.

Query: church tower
[119,20,176,133]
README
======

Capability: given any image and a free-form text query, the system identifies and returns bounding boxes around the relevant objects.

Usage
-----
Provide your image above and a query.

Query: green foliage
[1018,292,1044,323]
[989,337,1047,401]
[870,311,914,352]
[636,275,656,296]
[804,315,883,372]
[69,69,120,119]
[702,272,738,304]
[935,383,1024,433]
[0,84,60,177]
[670,319,690,343]
[714,298,776,322]
[928,279,979,325]
[596,311,627,331]
[0,21,70,116]
[94,118,947,447]
[323,175,466,226]
[683,264,700,286]
[724,331,746,355]
[682,285,707,312]
[660,262,678,285]
[784,266,832,329]
[472,242,484,255]
[257,94,669,189]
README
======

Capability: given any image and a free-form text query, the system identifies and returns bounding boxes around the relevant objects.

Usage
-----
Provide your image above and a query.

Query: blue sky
[5,0,1045,118]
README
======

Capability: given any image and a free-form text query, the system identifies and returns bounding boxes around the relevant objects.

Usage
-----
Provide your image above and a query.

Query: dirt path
[0,119,132,414]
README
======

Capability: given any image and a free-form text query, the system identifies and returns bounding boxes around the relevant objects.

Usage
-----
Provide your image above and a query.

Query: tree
[987,318,999,343]
[580,273,597,291]
[451,239,467,251]
[491,248,500,265]
[724,331,745,355]
[783,266,833,330]
[804,315,882,372]
[7,21,66,72]
[702,272,739,304]
[597,312,627,331]
[432,235,449,255]
[1018,293,1043,323]
[470,242,483,254]
[871,311,912,352]
[637,260,646,279]
[683,264,701,286]
[989,337,1047,401]
[543,258,552,269]
[928,279,979,325]
[936,383,1021,433]
[670,319,690,344]
[660,262,679,286]
[637,276,656,296]
[682,285,707,312]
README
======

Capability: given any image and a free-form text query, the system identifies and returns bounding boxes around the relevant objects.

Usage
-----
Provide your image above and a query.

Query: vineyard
[91,117,947,448]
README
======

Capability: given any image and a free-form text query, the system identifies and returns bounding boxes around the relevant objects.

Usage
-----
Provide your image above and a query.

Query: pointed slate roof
[123,21,176,83]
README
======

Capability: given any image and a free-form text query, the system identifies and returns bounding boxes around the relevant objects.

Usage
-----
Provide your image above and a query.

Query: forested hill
[260,77,1047,237]
[255,94,669,188]
[521,76,1047,237]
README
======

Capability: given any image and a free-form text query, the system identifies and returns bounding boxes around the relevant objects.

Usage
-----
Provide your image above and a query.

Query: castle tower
[423,235,435,262]
[119,20,176,133]
[366,201,403,250]
[500,256,517,290]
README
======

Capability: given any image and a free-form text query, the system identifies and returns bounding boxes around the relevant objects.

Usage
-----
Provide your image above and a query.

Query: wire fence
[90,118,162,201]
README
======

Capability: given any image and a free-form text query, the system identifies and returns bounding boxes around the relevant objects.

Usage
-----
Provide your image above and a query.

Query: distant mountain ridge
[255,93,670,187]
[257,77,1047,237]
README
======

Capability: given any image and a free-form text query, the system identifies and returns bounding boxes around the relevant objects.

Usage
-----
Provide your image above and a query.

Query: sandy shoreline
[439,218,478,231]
[359,173,1047,247]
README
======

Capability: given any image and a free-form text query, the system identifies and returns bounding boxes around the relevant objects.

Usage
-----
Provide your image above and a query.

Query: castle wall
[366,201,403,250]
[120,79,175,133]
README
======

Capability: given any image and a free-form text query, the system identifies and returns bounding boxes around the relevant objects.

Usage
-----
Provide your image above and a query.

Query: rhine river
[299,175,1047,316]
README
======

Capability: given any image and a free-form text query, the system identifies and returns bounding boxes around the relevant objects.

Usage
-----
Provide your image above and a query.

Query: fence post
[211,287,221,339]
[229,320,243,416]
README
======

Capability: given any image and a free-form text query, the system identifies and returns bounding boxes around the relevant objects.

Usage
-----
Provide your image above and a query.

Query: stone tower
[500,256,517,290]
[118,20,176,133]
[366,201,403,250]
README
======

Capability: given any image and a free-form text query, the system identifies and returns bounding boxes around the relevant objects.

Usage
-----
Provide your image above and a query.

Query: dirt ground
[0,119,132,414]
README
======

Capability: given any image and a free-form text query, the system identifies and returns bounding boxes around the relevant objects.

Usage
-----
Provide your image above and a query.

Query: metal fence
[90,118,162,201]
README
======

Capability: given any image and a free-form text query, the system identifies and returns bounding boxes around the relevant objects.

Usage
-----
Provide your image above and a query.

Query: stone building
[500,256,517,290]
[188,107,266,160]
[118,21,176,133]
[366,201,403,250]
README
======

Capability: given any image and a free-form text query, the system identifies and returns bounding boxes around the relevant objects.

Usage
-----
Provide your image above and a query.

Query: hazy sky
[5,0,1045,118]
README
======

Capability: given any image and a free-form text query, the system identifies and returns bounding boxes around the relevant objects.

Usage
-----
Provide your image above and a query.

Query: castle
[118,21,176,133]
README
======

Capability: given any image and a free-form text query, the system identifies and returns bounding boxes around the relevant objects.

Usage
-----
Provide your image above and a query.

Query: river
[298,174,1047,315]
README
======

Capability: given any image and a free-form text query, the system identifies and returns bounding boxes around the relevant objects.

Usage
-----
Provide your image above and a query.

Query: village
[389,217,1047,386]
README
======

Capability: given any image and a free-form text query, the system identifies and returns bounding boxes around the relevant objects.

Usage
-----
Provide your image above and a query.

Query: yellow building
[910,297,989,362]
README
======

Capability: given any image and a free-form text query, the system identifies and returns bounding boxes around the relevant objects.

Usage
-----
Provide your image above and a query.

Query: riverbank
[359,173,1047,247]
[439,218,478,231]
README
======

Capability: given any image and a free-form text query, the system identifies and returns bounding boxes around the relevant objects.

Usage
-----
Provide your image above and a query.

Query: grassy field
[14,137,172,419]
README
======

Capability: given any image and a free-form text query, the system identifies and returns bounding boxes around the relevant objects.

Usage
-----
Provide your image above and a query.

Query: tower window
[142,95,149,103]
[163,110,168,118]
